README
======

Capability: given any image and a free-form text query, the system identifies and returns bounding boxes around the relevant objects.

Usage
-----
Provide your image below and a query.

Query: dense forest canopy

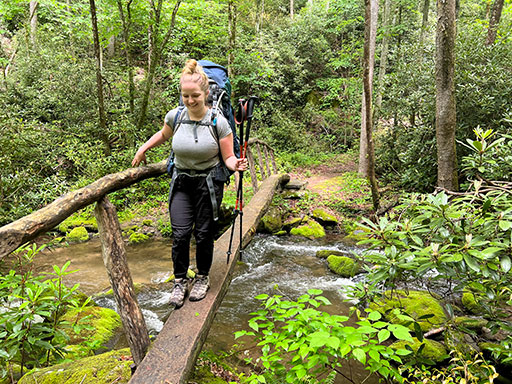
[0,0,511,225]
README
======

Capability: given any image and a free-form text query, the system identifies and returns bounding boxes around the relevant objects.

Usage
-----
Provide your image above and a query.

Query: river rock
[290,218,325,239]
[326,255,360,277]
[66,226,89,242]
[370,290,447,332]
[18,348,133,384]
[282,217,303,232]
[58,306,122,358]
[257,206,283,234]
[316,249,345,259]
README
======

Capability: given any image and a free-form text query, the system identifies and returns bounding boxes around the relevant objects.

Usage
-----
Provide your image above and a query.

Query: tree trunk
[363,0,380,211]
[117,0,136,117]
[419,0,430,46]
[435,0,458,191]
[255,0,265,34]
[486,0,504,45]
[89,0,112,156]
[136,0,181,131]
[290,0,294,19]
[228,0,236,77]
[375,0,392,110]
[29,2,38,48]
[358,0,378,176]
[95,197,150,365]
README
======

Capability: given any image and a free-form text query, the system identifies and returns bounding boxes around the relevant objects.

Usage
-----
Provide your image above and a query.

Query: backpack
[166,60,239,183]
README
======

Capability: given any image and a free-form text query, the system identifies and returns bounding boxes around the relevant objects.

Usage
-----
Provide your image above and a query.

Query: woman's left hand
[234,158,248,172]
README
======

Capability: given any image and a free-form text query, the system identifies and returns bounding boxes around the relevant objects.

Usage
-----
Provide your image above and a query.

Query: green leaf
[388,324,413,341]
[378,329,390,343]
[464,254,481,272]
[352,348,366,364]
[499,221,512,231]
[501,256,512,273]
[367,311,381,321]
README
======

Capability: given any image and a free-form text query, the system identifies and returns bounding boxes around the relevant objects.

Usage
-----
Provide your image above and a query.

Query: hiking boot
[189,275,210,302]
[169,278,189,308]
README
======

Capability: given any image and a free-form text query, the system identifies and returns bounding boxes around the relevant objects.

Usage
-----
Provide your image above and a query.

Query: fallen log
[0,161,167,259]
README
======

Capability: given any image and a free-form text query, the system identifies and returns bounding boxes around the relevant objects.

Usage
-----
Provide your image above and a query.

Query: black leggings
[169,174,223,278]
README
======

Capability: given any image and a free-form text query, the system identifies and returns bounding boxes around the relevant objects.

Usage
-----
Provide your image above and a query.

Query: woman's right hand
[132,149,147,167]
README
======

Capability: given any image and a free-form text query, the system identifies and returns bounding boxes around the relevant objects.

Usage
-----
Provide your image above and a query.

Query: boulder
[290,218,325,239]
[311,208,338,227]
[18,348,133,384]
[257,206,283,234]
[370,290,447,332]
[326,255,360,277]
[66,226,89,242]
[391,338,448,364]
[315,249,345,259]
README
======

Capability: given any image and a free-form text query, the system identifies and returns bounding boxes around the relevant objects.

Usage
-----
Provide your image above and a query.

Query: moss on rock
[59,306,122,357]
[462,290,482,314]
[290,218,325,239]
[326,255,360,277]
[58,217,98,234]
[142,219,153,226]
[18,348,133,384]
[282,217,303,232]
[315,249,345,259]
[128,232,150,244]
[392,338,448,363]
[311,208,338,227]
[258,206,283,234]
[454,316,488,330]
[66,226,89,242]
[370,290,447,332]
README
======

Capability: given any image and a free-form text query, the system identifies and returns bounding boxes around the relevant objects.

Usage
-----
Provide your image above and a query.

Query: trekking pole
[226,99,247,264]
[238,96,258,261]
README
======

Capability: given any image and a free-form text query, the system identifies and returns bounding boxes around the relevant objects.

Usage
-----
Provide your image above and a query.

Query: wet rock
[128,232,150,244]
[370,290,447,332]
[18,348,133,384]
[392,338,448,363]
[326,255,360,277]
[461,290,482,315]
[290,218,325,239]
[315,249,345,259]
[283,179,308,190]
[282,217,303,232]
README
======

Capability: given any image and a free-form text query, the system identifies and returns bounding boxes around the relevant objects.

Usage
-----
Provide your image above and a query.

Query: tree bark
[228,0,236,77]
[29,2,38,49]
[0,161,166,259]
[117,0,136,117]
[255,0,265,34]
[290,0,294,19]
[89,0,112,156]
[419,0,430,46]
[136,0,181,131]
[435,0,458,190]
[358,0,378,176]
[486,0,504,45]
[363,0,380,211]
[375,0,392,110]
[95,197,150,365]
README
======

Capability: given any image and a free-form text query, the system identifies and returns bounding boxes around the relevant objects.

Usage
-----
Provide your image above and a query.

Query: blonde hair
[180,59,209,93]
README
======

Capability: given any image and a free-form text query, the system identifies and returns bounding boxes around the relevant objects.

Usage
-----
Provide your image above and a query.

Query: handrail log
[0,160,167,259]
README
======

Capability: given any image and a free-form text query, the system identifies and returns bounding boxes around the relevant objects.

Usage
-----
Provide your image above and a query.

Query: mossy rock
[59,306,122,357]
[290,218,325,239]
[128,232,150,244]
[391,338,448,364]
[315,249,345,259]
[282,217,303,232]
[311,208,338,227]
[462,290,482,314]
[142,219,153,226]
[326,255,360,277]
[18,348,133,384]
[58,217,97,234]
[258,206,283,234]
[370,290,447,332]
[66,226,89,242]
[345,226,371,242]
[275,230,287,236]
[454,316,488,331]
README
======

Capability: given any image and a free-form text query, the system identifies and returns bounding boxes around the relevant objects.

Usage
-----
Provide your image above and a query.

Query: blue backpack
[166,60,240,183]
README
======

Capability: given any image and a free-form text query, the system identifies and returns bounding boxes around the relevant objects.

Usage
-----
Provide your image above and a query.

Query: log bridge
[0,139,288,383]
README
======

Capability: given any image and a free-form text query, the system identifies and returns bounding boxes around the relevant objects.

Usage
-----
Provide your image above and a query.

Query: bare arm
[132,123,173,167]
[219,134,248,172]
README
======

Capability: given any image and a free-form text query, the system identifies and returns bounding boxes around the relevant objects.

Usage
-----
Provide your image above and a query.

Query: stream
[35,233,378,383]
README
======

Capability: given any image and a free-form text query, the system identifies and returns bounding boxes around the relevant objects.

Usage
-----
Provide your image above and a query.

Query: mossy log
[0,161,166,259]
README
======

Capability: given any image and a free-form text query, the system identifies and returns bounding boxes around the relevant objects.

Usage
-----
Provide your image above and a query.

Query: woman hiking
[132,59,247,307]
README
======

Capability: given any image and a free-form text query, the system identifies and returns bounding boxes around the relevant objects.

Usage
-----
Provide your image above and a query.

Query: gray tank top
[164,107,232,170]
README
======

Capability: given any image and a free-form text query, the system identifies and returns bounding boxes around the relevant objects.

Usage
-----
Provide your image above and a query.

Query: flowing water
[35,234,378,383]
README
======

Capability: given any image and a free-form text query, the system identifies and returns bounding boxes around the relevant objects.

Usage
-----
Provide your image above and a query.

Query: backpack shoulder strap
[173,106,186,133]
